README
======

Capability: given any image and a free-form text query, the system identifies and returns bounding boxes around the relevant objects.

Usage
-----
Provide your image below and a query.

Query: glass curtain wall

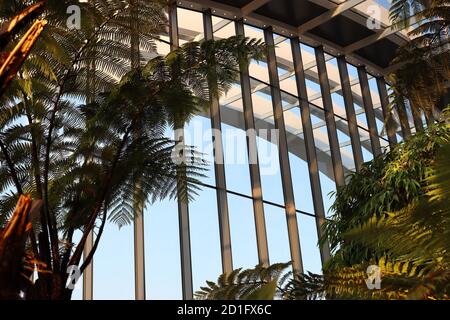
[87,3,402,300]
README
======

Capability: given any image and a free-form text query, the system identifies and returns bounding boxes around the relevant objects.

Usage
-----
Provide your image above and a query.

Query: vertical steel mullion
[170,4,194,300]
[315,46,345,188]
[291,38,330,265]
[203,10,233,274]
[357,66,382,157]
[236,20,269,267]
[376,77,397,148]
[264,27,303,275]
[337,56,364,172]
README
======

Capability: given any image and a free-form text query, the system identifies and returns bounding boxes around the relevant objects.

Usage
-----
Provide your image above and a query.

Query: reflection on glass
[250,79,284,205]
[212,16,235,39]
[244,25,269,83]
[310,105,336,217]
[177,7,204,44]
[220,83,252,196]
[282,100,315,215]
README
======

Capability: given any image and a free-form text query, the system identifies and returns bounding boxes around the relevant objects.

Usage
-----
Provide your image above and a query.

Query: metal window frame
[203,9,234,275]
[170,4,194,300]
[264,26,303,275]
[376,77,398,148]
[291,38,331,264]
[236,19,270,267]
[315,46,346,188]
[357,66,382,157]
[337,56,364,172]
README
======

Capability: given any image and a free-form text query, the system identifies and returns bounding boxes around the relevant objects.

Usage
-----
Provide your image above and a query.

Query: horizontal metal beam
[177,0,409,76]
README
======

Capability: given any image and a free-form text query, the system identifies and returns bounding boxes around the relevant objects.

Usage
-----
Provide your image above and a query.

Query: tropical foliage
[197,114,450,300]
[0,0,266,299]
[388,0,449,120]
[195,263,291,300]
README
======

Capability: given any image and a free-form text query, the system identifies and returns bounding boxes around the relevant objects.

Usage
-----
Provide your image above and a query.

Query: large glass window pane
[310,105,336,217]
[335,118,356,172]
[184,116,216,186]
[325,55,356,171]
[275,35,296,96]
[190,187,222,292]
[349,64,374,162]
[220,83,252,196]
[93,223,134,299]
[282,97,315,215]
[298,214,322,274]
[244,25,269,84]
[324,56,347,119]
[251,79,284,206]
[145,198,182,300]
[177,8,204,44]
[212,16,235,39]
[276,38,295,98]
[264,203,291,264]
[228,193,258,269]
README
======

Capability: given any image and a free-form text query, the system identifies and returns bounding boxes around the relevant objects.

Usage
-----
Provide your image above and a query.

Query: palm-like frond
[388,0,449,115]
[0,0,269,299]
[195,263,290,300]
[282,258,449,300]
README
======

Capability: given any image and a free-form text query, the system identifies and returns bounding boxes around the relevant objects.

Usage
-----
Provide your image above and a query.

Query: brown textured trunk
[0,195,33,299]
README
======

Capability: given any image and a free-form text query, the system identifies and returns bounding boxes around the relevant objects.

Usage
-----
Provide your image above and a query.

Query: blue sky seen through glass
[83,7,394,299]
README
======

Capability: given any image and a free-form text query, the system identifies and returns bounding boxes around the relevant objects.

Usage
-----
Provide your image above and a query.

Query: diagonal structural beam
[241,0,271,16]
[344,27,398,54]
[298,0,366,34]
[344,16,417,54]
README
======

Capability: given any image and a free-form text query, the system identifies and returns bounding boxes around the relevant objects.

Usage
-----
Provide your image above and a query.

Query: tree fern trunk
[130,0,146,300]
